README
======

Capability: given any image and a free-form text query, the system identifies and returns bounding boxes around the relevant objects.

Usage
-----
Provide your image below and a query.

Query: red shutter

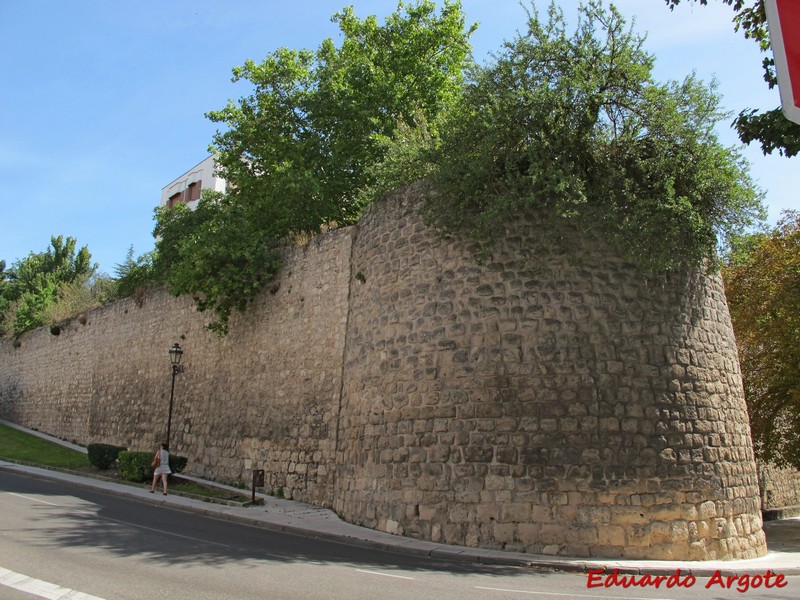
[766,0,800,124]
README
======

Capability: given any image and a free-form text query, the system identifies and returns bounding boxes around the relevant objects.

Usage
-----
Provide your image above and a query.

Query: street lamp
[166,342,184,449]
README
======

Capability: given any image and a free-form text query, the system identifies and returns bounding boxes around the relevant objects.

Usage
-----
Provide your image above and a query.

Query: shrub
[116,450,188,481]
[169,454,188,474]
[87,443,127,470]
[117,451,154,482]
[421,2,764,274]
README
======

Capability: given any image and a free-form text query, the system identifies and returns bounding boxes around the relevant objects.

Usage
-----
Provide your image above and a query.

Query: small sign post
[765,0,800,124]
[252,469,265,505]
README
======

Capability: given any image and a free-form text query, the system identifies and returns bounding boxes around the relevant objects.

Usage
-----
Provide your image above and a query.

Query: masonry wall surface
[335,185,766,560]
[758,462,800,516]
[0,185,767,560]
[0,228,353,507]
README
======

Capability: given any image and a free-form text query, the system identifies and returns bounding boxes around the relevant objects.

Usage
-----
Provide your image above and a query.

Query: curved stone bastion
[334,184,767,560]
[0,183,767,561]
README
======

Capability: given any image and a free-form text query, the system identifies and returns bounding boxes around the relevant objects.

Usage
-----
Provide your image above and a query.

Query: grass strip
[0,424,252,503]
[0,424,90,468]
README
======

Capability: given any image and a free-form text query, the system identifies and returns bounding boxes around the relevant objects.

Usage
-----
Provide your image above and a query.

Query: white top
[154,449,171,474]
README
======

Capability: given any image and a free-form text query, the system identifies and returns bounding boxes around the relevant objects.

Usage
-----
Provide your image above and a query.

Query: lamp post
[166,342,183,449]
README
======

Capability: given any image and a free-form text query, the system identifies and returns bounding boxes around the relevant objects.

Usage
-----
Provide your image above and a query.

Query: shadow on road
[2,469,561,579]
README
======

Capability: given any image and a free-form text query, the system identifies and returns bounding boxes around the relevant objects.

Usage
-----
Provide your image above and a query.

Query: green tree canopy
[414,0,764,271]
[155,0,475,333]
[113,246,160,303]
[663,0,800,157]
[155,0,766,334]
[0,236,96,337]
[0,261,10,334]
[723,211,800,468]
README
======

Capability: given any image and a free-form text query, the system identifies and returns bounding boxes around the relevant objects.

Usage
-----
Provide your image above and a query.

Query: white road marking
[0,566,106,599]
[355,569,416,580]
[8,492,60,506]
[474,586,677,600]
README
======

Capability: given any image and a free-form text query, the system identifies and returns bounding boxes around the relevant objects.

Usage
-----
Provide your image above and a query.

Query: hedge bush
[87,443,127,470]
[118,451,153,482]
[169,454,188,474]
[117,450,188,482]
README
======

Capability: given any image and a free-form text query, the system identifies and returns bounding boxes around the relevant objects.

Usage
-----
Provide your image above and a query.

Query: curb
[3,460,800,577]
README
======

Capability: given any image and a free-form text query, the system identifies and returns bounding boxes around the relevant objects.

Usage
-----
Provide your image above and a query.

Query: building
[160,155,227,210]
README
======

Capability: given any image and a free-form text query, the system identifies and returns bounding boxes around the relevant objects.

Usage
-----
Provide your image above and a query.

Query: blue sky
[1,0,796,275]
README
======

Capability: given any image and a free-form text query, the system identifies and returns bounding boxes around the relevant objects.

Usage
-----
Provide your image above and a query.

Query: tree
[663,0,800,157]
[723,211,800,468]
[113,246,160,304]
[0,260,10,334]
[154,191,283,334]
[40,272,116,327]
[207,1,473,231]
[418,0,764,271]
[0,236,96,337]
[10,235,92,295]
[155,0,475,333]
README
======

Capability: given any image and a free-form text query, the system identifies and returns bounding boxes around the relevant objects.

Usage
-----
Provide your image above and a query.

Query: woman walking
[149,443,171,495]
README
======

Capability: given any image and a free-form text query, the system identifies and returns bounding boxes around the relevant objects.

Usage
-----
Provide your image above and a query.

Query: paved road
[0,471,561,599]
[3,470,800,600]
[5,420,800,579]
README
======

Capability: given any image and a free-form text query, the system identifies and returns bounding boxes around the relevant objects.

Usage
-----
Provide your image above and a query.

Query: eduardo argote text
[586,568,788,593]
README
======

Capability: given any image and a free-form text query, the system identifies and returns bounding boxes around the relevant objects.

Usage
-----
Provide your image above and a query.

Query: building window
[168,192,183,208]
[187,181,201,202]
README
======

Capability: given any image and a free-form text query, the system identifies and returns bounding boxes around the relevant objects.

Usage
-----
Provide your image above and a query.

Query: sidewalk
[2,421,799,577]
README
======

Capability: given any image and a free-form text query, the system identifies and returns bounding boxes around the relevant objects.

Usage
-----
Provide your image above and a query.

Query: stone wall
[335,185,765,560]
[759,463,800,518]
[0,184,768,560]
[0,227,354,507]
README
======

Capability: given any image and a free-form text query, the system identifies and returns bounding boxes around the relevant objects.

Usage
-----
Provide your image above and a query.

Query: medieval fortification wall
[0,184,768,560]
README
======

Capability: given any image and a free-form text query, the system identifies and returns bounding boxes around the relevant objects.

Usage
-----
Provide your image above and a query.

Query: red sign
[766,0,800,124]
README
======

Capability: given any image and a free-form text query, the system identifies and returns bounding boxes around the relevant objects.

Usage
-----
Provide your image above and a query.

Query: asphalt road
[1,470,798,600]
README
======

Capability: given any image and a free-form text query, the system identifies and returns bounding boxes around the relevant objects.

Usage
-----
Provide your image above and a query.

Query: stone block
[501,502,532,522]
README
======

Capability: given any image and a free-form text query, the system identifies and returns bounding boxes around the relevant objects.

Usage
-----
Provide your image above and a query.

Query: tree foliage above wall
[0,236,106,338]
[380,1,765,271]
[724,211,800,469]
[154,0,474,333]
[113,246,160,303]
[154,0,765,333]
